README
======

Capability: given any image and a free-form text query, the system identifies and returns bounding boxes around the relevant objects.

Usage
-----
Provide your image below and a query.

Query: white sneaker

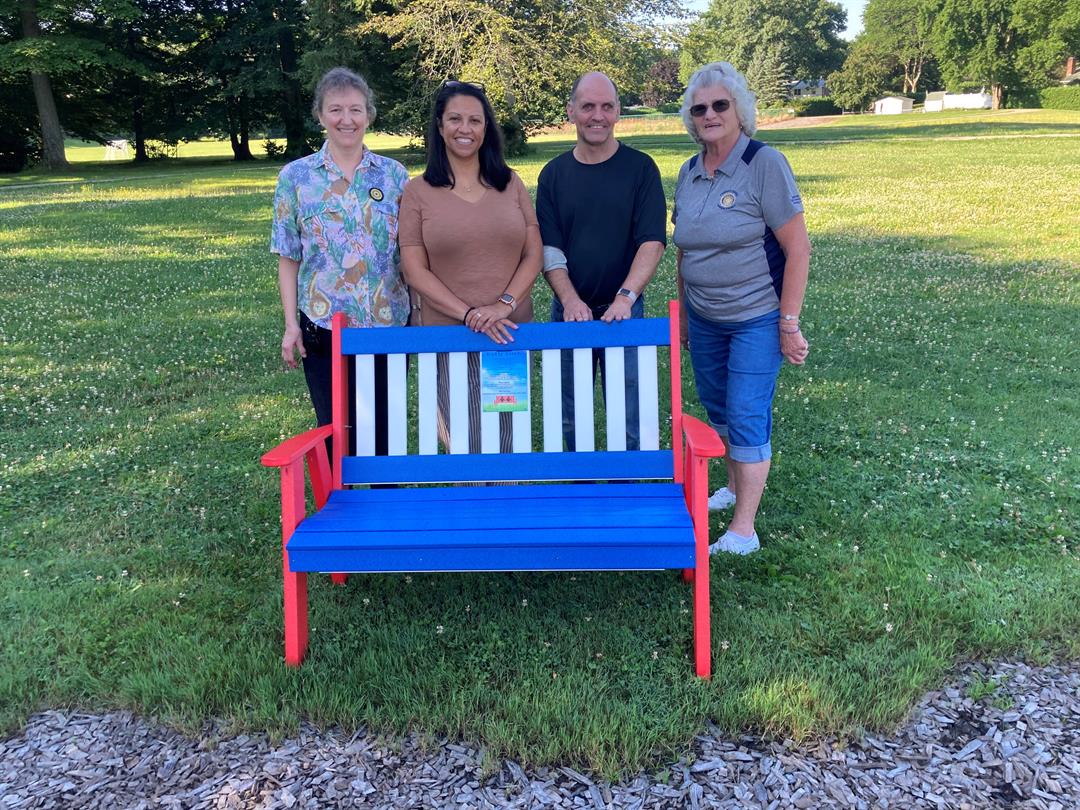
[707,487,737,511]
[709,530,760,556]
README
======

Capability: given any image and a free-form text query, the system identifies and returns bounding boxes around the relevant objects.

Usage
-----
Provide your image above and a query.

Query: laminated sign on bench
[261,301,725,677]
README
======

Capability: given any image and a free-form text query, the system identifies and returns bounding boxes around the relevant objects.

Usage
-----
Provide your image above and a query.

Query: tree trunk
[275,2,308,159]
[21,0,68,169]
[229,95,254,161]
[991,83,1002,110]
[132,89,149,162]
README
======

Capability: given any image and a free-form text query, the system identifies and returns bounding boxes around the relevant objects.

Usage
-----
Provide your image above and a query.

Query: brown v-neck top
[398,171,537,326]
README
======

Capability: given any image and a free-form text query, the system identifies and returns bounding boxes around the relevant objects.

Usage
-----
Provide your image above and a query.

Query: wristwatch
[498,292,517,311]
[617,288,638,304]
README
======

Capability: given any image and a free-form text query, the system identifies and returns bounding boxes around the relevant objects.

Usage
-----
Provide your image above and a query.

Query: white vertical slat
[542,349,561,453]
[418,352,437,455]
[638,345,660,451]
[480,411,499,454]
[386,354,407,455]
[572,347,594,452]
[604,346,626,452]
[448,352,469,455]
[512,352,530,453]
[354,354,376,457]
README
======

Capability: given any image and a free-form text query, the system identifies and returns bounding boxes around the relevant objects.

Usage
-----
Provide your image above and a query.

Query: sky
[680,0,867,40]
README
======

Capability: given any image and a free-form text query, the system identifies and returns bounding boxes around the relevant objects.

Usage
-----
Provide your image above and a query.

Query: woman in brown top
[399,81,542,453]
[399,81,541,341]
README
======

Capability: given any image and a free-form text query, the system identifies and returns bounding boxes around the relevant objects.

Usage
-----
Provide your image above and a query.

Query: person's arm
[277,256,305,368]
[676,248,689,349]
[470,222,541,338]
[600,156,668,323]
[772,212,810,365]
[600,240,664,323]
[537,164,592,321]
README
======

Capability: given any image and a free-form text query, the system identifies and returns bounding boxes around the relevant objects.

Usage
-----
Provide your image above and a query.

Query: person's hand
[465,305,518,344]
[780,327,808,365]
[600,295,633,323]
[282,324,305,368]
[561,297,593,323]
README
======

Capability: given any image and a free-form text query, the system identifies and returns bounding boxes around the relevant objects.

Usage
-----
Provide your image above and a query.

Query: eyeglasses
[441,80,486,93]
[689,99,731,117]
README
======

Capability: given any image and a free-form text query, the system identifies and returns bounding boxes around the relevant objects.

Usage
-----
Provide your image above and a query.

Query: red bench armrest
[682,415,726,459]
[261,425,333,468]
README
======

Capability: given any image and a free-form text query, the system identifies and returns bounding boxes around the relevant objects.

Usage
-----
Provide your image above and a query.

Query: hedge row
[1039,86,1080,111]
[788,97,841,116]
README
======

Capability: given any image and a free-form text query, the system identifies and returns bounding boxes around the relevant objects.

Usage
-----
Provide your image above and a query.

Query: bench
[260,301,725,677]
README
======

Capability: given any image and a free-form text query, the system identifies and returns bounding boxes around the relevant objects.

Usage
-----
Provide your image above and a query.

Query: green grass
[1,110,1078,776]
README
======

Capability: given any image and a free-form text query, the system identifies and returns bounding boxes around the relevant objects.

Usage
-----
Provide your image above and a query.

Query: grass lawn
[1,110,1078,776]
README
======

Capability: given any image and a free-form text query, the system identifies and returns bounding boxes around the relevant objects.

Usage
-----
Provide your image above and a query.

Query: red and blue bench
[261,301,725,677]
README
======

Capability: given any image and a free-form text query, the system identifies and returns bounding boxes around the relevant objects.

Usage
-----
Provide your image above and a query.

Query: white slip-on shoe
[708,530,760,556]
[707,487,736,511]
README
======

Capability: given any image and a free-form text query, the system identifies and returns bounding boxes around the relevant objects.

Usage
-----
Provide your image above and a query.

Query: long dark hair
[423,82,512,192]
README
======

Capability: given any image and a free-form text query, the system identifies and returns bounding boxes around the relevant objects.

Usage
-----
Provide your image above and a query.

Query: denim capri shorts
[685,304,782,463]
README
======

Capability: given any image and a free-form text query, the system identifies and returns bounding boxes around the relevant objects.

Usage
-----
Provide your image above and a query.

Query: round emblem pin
[719,191,737,209]
[369,188,384,202]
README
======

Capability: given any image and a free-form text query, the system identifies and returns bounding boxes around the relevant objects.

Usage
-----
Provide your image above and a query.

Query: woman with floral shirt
[271,67,409,454]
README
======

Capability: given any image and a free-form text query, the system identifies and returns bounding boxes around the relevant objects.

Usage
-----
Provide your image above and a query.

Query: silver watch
[617,288,638,304]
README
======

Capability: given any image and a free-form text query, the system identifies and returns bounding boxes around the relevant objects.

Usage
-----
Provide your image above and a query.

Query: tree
[932,0,1074,108]
[862,0,937,93]
[366,0,680,149]
[827,36,897,109]
[681,0,847,84]
[745,41,790,106]
[641,54,682,107]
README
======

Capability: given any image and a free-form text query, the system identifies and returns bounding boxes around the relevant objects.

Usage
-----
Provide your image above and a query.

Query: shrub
[1039,86,1080,111]
[657,101,681,114]
[788,97,841,116]
[263,139,285,160]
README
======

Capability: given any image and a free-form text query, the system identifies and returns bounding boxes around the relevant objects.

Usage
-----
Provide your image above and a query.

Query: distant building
[788,79,827,99]
[873,96,913,115]
[924,92,947,112]
[1063,56,1078,85]
[923,91,993,111]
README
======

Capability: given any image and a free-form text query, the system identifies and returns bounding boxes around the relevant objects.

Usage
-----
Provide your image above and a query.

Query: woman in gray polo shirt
[672,62,811,556]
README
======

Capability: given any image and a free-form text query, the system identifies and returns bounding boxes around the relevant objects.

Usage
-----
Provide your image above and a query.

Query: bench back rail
[330,302,685,487]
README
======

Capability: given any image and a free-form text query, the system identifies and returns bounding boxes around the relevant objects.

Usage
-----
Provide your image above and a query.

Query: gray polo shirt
[672,133,804,323]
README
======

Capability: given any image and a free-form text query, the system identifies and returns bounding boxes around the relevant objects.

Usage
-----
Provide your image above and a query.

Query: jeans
[300,312,389,457]
[551,295,645,451]
[684,304,781,463]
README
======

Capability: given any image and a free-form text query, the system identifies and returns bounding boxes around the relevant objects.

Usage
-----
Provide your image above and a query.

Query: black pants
[300,312,389,457]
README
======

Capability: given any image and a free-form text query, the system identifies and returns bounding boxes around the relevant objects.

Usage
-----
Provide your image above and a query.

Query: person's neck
[573,138,618,165]
[702,133,741,175]
[448,154,482,188]
[327,142,365,179]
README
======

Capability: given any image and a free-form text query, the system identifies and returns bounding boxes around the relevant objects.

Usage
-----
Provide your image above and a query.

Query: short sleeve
[397,181,425,247]
[631,155,667,247]
[535,163,563,250]
[270,169,302,260]
[758,149,804,231]
[513,172,538,228]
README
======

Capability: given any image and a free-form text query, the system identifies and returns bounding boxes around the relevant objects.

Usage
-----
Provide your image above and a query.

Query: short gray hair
[311,67,376,124]
[680,62,756,142]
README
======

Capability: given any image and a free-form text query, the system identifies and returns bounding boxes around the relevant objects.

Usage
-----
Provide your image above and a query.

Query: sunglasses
[689,99,731,117]
[441,80,486,92]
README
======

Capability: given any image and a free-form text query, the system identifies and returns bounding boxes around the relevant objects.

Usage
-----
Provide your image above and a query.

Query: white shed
[873,96,913,115]
[924,92,946,112]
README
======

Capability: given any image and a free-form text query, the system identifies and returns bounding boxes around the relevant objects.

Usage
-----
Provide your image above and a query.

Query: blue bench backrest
[329,311,683,486]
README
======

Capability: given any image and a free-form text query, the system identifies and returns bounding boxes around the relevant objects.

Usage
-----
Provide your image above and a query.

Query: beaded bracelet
[463,307,476,324]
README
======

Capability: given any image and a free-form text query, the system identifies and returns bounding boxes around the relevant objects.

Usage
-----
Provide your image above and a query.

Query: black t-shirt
[536,143,667,309]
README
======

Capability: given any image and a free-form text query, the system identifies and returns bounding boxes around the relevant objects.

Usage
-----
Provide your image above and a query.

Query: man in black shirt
[536,71,667,451]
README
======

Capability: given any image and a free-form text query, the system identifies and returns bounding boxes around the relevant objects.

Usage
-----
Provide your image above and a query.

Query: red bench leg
[284,569,308,666]
[681,568,693,582]
[330,573,348,586]
[693,560,711,678]
[281,460,310,666]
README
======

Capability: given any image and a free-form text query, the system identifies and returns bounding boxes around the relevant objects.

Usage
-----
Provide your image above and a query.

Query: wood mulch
[2,660,1077,808]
